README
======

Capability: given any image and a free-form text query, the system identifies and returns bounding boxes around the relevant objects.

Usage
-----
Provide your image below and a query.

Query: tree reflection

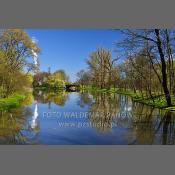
[1,89,175,145]
[82,92,175,145]
[77,93,94,108]
[88,93,120,132]
[128,104,157,144]
[0,107,32,144]
[30,103,39,131]
[124,103,175,145]
[33,90,69,108]
[160,111,175,145]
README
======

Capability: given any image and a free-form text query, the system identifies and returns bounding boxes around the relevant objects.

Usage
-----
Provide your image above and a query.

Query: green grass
[0,93,26,111]
[115,89,175,109]
[82,86,175,111]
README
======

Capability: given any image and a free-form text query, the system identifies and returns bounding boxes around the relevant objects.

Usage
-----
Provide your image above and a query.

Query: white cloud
[31,37,38,44]
[31,36,39,65]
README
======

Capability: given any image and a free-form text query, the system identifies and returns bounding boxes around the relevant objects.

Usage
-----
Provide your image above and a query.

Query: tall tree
[0,29,40,97]
[117,29,173,106]
[87,48,112,89]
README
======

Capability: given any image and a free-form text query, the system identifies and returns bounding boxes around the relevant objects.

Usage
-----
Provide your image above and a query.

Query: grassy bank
[81,86,175,111]
[0,93,26,111]
[115,89,175,109]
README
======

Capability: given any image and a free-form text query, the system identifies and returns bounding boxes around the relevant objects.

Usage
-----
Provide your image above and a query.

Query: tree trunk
[155,29,172,106]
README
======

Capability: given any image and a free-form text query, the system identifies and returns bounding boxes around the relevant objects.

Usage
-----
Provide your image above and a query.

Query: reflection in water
[77,93,94,108]
[78,92,175,145]
[33,90,69,108]
[88,93,120,132]
[31,102,39,130]
[78,93,135,133]
[0,107,32,144]
[158,111,175,145]
[1,90,175,144]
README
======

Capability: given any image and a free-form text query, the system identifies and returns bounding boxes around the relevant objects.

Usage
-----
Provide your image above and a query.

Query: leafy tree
[0,29,40,72]
[116,29,175,106]
[0,29,40,97]
[86,48,113,89]
[53,69,69,83]
[33,72,50,87]
[76,69,92,86]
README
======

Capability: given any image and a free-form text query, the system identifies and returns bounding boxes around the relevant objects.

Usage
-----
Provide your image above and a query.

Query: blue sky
[26,29,122,82]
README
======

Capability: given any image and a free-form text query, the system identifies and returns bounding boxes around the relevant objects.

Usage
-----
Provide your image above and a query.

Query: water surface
[0,90,174,145]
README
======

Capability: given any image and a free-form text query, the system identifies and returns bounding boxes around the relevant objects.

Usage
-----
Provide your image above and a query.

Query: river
[0,90,174,145]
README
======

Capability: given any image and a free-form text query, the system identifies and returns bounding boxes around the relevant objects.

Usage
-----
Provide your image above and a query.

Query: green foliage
[33,70,70,90]
[82,86,175,111]
[0,29,40,71]
[0,93,26,111]
[76,30,175,107]
[0,29,40,99]
[53,69,69,82]
[33,89,69,106]
[45,74,65,88]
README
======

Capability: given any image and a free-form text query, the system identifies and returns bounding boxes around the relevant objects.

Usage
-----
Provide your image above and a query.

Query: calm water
[0,90,175,145]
